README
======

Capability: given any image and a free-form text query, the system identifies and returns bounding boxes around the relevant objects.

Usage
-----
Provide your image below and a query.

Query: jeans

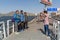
[14,22,18,32]
[20,21,25,30]
[25,22,28,29]
[44,25,50,36]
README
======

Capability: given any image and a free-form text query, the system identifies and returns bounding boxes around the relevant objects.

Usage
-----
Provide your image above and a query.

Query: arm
[25,15,28,22]
[13,14,19,20]
[42,13,47,18]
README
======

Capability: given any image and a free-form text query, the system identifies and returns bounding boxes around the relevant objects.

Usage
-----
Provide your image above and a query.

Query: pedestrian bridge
[0,18,60,40]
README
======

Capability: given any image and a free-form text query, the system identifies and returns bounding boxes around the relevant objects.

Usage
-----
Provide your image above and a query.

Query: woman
[13,10,20,34]
[43,10,50,36]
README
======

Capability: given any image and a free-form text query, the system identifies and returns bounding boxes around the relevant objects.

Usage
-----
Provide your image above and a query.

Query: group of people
[12,10,28,33]
[12,10,50,37]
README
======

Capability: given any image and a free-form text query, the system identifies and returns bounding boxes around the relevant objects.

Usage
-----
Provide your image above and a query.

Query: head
[40,12,43,14]
[43,10,48,14]
[40,12,43,16]
[15,10,19,14]
[24,12,27,15]
[20,10,23,14]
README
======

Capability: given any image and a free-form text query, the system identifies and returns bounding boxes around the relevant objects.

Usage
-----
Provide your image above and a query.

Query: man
[24,12,28,29]
[43,10,50,36]
[19,10,25,31]
[13,10,20,34]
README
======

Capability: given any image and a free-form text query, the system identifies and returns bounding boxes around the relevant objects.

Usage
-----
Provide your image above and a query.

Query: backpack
[11,18,15,22]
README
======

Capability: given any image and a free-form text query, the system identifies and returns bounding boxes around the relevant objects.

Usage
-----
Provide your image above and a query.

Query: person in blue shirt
[19,10,25,31]
[13,11,20,23]
[13,10,20,33]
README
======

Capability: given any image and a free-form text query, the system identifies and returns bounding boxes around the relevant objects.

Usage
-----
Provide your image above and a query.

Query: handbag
[11,18,15,22]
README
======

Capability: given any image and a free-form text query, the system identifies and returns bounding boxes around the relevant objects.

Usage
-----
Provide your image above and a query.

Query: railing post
[53,19,57,39]
[7,20,10,37]
[53,20,60,40]
[53,19,55,33]
[58,21,60,40]
[12,22,14,33]
[3,22,6,38]
[0,21,6,38]
[7,20,14,37]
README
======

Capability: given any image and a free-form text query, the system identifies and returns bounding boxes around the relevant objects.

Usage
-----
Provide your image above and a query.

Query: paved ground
[3,19,52,40]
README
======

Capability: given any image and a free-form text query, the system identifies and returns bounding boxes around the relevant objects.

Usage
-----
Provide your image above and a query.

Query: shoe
[47,36,50,39]
[15,32,19,34]
[20,29,24,32]
[26,27,29,29]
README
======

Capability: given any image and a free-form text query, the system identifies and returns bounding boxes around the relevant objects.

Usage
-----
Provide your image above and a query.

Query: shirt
[19,14,25,22]
[25,15,28,22]
[44,14,49,25]
[13,13,20,23]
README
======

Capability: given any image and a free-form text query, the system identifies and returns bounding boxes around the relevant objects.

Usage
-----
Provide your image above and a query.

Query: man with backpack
[12,10,20,34]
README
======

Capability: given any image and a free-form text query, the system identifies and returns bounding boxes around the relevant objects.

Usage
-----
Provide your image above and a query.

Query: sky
[0,0,60,14]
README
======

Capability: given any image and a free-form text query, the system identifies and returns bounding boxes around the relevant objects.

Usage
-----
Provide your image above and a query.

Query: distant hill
[0,11,35,17]
[5,11,14,16]
[0,14,6,17]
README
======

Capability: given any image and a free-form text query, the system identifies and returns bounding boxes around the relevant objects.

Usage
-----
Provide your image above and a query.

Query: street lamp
[39,0,52,10]
[35,13,37,19]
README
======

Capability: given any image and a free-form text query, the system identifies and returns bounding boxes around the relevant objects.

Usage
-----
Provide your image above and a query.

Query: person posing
[43,10,50,36]
[24,12,28,29]
[13,10,20,34]
[19,10,25,31]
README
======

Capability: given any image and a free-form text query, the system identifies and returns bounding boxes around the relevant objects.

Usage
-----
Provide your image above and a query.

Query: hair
[24,12,27,15]
[16,10,19,12]
[40,12,42,14]
[24,12,27,14]
[20,10,23,13]
[44,10,48,14]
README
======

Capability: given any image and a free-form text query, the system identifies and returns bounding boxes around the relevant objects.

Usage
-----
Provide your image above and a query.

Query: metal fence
[0,20,14,40]
[53,19,60,40]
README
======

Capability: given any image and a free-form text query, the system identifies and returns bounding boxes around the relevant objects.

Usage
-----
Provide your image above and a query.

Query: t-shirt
[44,14,49,25]
[19,14,25,22]
[25,15,28,22]
[13,13,20,23]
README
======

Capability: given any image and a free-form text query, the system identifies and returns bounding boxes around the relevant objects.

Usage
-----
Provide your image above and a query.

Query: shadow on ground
[38,28,57,40]
[38,29,45,35]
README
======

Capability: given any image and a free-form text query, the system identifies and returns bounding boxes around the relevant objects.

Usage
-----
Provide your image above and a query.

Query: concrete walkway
[3,20,52,40]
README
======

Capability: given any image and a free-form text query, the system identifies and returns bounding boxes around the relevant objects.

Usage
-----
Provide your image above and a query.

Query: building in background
[57,8,60,15]
[51,12,56,17]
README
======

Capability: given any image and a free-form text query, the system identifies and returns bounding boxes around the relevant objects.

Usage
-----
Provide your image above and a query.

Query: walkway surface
[3,19,52,40]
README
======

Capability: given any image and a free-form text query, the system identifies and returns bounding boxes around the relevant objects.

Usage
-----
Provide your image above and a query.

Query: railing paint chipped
[0,20,14,39]
[53,19,60,40]
[0,18,35,40]
[1,18,60,40]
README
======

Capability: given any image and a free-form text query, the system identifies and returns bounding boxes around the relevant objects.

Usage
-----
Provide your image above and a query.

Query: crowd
[12,10,50,37]
[12,10,28,34]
